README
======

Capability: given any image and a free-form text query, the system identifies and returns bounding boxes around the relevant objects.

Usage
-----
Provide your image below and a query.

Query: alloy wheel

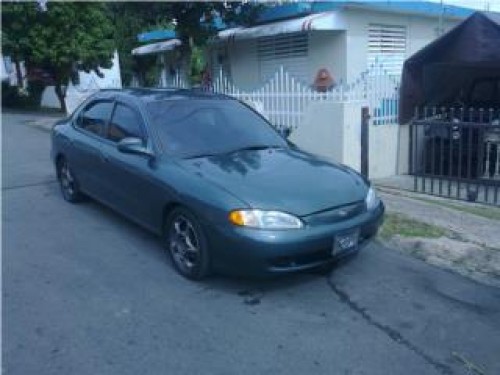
[58,159,82,203]
[169,215,201,274]
[60,162,75,198]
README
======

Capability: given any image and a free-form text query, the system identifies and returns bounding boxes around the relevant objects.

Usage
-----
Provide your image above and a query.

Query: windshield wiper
[226,145,284,154]
[184,145,284,159]
[184,152,220,159]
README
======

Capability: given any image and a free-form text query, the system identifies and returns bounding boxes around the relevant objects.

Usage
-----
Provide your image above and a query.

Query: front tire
[164,207,211,280]
[57,158,83,203]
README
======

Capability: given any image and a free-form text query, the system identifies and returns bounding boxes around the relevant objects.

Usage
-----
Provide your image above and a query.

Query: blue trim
[137,30,177,43]
[256,2,315,24]
[350,1,474,19]
[256,1,476,25]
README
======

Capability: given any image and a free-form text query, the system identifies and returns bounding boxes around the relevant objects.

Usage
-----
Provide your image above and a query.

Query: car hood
[176,148,368,216]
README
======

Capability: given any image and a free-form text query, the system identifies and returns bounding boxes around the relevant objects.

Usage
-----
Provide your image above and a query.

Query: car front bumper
[206,202,385,276]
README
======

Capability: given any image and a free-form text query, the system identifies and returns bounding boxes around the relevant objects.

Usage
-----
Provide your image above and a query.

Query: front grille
[303,201,366,225]
[270,248,331,269]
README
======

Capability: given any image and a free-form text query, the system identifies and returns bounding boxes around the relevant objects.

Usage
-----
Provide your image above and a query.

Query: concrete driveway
[2,112,500,375]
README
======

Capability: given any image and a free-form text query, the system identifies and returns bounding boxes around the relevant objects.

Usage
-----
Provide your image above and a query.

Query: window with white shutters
[257,32,309,83]
[368,24,407,76]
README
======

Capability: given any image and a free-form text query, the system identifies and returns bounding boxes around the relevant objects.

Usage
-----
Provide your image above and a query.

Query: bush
[1,80,45,110]
[27,80,46,107]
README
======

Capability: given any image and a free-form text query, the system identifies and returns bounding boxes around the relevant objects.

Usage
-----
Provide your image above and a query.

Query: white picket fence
[210,64,399,130]
[363,63,400,125]
[159,71,190,89]
[151,60,401,132]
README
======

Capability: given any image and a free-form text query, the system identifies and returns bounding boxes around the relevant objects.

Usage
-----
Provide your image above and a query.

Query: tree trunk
[54,82,67,113]
[13,58,23,88]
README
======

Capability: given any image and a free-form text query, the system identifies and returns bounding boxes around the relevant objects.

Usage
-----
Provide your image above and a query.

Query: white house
[41,50,122,113]
[1,54,27,87]
[209,1,472,90]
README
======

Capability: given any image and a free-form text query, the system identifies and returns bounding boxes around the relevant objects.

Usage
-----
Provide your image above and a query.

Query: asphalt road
[3,112,500,375]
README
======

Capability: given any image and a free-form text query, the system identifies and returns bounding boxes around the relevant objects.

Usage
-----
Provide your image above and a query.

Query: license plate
[332,230,359,256]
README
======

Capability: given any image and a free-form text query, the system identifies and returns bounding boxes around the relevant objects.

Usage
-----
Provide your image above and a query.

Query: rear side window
[77,101,113,136]
[107,104,145,143]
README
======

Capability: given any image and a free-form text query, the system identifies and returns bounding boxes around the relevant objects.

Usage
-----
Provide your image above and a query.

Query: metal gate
[410,107,500,206]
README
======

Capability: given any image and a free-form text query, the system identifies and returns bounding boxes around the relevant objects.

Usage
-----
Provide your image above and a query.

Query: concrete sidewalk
[378,186,500,249]
[20,112,63,132]
[375,174,500,207]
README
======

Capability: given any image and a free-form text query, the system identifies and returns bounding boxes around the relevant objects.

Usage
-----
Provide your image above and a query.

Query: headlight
[365,187,380,211]
[229,209,304,229]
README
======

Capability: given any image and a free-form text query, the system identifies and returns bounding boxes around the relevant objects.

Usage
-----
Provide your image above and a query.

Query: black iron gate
[409,107,500,206]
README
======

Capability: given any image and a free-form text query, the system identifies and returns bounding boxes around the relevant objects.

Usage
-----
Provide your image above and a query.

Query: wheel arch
[55,153,66,178]
[162,202,182,231]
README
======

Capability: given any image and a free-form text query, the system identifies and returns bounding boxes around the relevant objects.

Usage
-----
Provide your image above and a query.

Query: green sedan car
[51,88,384,280]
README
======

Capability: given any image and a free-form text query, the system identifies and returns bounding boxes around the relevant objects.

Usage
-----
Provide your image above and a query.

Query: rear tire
[164,207,211,280]
[57,157,84,203]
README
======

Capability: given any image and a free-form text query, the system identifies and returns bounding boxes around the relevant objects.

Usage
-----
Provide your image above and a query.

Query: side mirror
[279,127,292,139]
[117,137,154,158]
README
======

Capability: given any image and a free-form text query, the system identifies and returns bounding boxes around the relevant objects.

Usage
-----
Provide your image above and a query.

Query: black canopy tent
[399,12,500,124]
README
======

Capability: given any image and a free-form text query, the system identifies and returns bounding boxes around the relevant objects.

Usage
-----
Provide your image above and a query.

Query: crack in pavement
[326,277,454,375]
[2,180,58,191]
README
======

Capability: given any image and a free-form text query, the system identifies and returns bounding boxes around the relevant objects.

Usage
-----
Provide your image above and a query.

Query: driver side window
[107,104,146,143]
[76,101,113,137]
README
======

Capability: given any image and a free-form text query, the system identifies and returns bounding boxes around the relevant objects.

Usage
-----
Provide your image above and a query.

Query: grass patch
[411,197,500,221]
[379,213,447,240]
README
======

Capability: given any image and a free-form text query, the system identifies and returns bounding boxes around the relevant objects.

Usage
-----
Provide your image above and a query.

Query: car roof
[93,88,232,104]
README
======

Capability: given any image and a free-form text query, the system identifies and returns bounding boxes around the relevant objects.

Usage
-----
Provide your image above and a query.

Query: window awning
[137,29,177,43]
[217,12,346,41]
[132,39,182,56]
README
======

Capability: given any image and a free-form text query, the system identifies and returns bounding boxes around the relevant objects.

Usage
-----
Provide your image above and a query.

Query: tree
[1,2,37,88]
[107,2,264,86]
[2,2,115,112]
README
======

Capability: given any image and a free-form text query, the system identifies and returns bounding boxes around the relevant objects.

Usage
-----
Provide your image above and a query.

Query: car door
[70,100,114,198]
[99,101,164,231]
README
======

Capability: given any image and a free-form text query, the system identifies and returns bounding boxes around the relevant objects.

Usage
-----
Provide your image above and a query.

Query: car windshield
[147,99,288,158]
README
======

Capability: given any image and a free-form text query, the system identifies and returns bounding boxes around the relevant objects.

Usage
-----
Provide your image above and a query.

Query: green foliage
[1,3,36,61]
[379,213,447,240]
[26,3,114,79]
[1,81,45,110]
[2,1,267,108]
[2,2,115,111]
[189,45,206,84]
[107,2,265,86]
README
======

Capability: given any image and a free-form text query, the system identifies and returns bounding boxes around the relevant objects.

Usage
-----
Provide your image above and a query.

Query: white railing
[213,67,344,131]
[157,62,400,131]
[159,71,190,89]
[364,63,400,125]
